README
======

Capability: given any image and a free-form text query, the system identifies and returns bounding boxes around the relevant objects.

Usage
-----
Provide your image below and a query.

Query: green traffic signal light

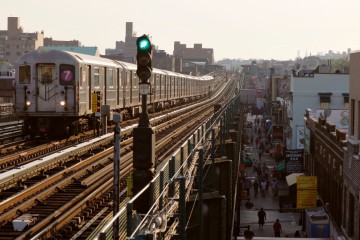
[136,35,152,81]
[138,38,151,51]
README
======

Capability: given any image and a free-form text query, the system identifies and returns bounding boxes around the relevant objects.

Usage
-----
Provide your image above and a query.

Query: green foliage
[331,57,349,72]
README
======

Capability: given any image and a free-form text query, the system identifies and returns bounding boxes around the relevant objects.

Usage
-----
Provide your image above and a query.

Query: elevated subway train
[15,49,214,137]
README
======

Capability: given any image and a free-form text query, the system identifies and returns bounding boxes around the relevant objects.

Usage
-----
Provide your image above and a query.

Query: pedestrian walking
[260,180,266,197]
[257,207,266,229]
[273,219,282,237]
[245,179,252,197]
[253,180,259,197]
[252,158,257,173]
[271,167,279,180]
[265,179,270,193]
[272,179,279,198]
[256,163,261,175]
[261,162,266,174]
[258,150,262,161]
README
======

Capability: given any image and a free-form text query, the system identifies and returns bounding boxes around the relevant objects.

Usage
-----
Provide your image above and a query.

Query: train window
[19,65,31,84]
[40,65,55,84]
[133,72,138,88]
[59,64,75,85]
[81,69,86,87]
[94,67,100,86]
[107,69,114,87]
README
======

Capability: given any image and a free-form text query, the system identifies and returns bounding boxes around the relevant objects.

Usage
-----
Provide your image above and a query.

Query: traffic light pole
[132,35,156,214]
[139,93,149,127]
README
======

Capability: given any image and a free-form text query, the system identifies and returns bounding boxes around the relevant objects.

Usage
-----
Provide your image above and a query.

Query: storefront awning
[286,173,304,186]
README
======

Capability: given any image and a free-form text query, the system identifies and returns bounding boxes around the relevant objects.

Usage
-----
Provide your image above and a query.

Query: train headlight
[60,101,66,106]
[26,101,31,106]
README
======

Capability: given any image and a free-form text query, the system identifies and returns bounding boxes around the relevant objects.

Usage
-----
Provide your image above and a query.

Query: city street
[237,115,304,238]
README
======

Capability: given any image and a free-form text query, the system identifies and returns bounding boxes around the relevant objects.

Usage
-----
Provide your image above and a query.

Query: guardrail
[96,93,242,240]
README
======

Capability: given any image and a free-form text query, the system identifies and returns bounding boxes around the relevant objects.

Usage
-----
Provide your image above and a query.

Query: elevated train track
[0,91,212,172]
[0,72,237,239]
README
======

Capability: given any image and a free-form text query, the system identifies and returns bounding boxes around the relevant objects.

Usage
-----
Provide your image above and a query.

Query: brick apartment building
[0,17,81,66]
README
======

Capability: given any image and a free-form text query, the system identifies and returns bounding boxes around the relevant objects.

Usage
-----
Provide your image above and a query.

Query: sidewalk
[237,115,303,238]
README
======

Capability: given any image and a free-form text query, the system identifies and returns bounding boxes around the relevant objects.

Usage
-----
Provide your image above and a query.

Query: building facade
[105,41,125,56]
[44,37,81,47]
[123,22,138,63]
[2,17,44,66]
[286,71,349,149]
[0,17,82,66]
[304,111,345,238]
[173,41,214,65]
[342,51,360,239]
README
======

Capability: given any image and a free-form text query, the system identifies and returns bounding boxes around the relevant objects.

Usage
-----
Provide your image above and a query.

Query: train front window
[39,65,55,84]
[60,64,75,85]
[19,65,31,84]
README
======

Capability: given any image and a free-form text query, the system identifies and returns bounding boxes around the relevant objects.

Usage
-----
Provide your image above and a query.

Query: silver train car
[15,49,213,137]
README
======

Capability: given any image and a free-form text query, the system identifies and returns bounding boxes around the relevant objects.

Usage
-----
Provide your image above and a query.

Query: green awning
[277,162,285,171]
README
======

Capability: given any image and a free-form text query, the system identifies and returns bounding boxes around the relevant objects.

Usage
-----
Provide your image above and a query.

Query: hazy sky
[2,0,360,61]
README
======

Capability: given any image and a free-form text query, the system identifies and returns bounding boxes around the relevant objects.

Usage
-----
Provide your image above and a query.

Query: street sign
[139,84,150,95]
[91,92,97,113]
[297,176,317,208]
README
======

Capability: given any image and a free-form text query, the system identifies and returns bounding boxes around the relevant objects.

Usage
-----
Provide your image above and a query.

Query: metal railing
[96,94,241,240]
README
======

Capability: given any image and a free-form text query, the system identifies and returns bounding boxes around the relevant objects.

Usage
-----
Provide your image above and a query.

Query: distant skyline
[2,0,360,61]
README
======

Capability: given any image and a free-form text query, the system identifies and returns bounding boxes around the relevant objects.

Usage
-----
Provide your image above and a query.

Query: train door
[124,70,130,106]
[169,76,172,99]
[165,75,168,100]
[79,66,88,113]
[129,71,133,104]
[172,77,175,99]
[116,68,120,107]
[36,64,57,111]
[155,74,160,101]
[88,66,92,110]
[151,74,155,102]
[133,72,139,105]
[185,78,187,96]
[122,70,127,108]
[180,78,183,97]
[104,67,107,105]
[174,77,177,97]
[159,74,163,100]
[190,79,193,96]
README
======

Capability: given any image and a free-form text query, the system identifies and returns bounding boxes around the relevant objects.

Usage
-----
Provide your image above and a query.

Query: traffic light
[136,35,152,82]
[96,91,101,112]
